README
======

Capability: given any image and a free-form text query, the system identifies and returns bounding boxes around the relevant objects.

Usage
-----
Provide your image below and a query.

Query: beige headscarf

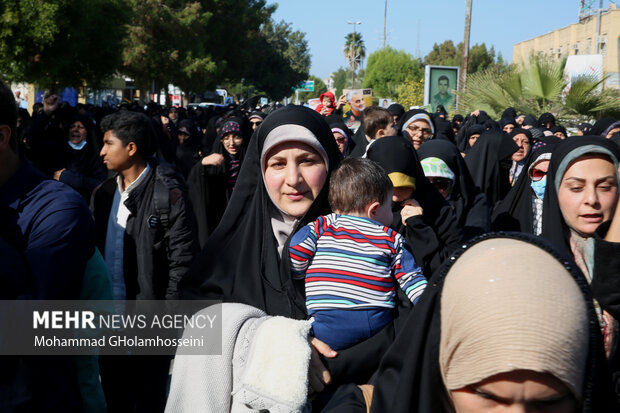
[439,238,589,400]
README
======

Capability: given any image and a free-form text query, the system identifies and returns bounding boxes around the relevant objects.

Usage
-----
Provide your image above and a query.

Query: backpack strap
[153,176,171,231]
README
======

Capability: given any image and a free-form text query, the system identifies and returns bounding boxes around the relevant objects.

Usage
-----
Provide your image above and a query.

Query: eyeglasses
[250,121,262,126]
[407,125,433,137]
[529,168,547,181]
[334,137,347,144]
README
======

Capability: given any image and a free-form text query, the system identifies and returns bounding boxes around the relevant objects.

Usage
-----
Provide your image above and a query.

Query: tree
[395,78,424,109]
[459,54,620,120]
[0,0,127,89]
[122,0,272,101]
[332,67,349,97]
[424,40,460,67]
[241,19,311,100]
[363,47,423,98]
[424,41,505,74]
[343,32,366,87]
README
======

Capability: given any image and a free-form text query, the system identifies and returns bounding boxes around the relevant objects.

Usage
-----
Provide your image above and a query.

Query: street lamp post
[347,20,361,88]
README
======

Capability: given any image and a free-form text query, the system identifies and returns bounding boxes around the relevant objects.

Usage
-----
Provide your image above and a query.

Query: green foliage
[241,19,311,100]
[395,78,425,108]
[0,0,127,89]
[424,40,460,67]
[563,75,620,120]
[363,47,423,98]
[424,41,506,74]
[459,54,620,120]
[343,32,365,87]
[332,67,348,97]
[123,0,273,97]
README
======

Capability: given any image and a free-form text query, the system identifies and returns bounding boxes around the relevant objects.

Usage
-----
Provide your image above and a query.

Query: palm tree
[343,32,366,87]
[458,53,620,120]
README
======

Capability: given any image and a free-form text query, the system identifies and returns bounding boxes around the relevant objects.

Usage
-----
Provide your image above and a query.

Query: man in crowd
[92,110,198,412]
[432,75,455,113]
[0,79,95,411]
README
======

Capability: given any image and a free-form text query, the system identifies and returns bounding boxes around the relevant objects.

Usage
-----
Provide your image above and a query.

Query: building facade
[513,4,620,89]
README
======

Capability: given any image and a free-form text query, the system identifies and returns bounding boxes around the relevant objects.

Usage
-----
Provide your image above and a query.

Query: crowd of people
[2,76,620,412]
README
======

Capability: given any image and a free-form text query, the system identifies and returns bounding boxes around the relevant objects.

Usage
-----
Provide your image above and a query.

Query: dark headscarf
[366,136,464,276]
[180,106,341,318]
[578,122,593,135]
[464,130,519,206]
[418,140,490,240]
[551,125,568,138]
[432,119,455,144]
[501,107,518,120]
[187,117,249,246]
[174,118,201,178]
[538,112,556,127]
[323,232,618,413]
[387,103,405,118]
[492,144,555,233]
[60,114,107,200]
[590,118,619,137]
[541,136,620,256]
[522,115,537,128]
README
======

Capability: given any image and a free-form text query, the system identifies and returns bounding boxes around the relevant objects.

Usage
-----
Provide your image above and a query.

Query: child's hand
[308,337,337,394]
[401,198,423,226]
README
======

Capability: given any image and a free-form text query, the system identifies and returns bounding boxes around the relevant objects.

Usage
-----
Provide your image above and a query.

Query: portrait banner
[424,66,459,115]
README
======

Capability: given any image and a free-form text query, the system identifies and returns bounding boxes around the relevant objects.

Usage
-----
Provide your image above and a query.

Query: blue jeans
[310,308,393,351]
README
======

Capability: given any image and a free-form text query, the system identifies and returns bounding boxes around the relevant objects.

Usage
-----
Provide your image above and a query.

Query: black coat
[92,160,198,299]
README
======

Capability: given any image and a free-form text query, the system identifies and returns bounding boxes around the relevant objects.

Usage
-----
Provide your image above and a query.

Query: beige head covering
[439,238,589,400]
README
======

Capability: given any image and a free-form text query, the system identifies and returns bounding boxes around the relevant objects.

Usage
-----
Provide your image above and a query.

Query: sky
[271,0,594,80]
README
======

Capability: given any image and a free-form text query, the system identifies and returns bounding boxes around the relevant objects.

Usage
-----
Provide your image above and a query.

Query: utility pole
[383,0,387,48]
[595,0,603,53]
[459,0,473,102]
[347,20,362,88]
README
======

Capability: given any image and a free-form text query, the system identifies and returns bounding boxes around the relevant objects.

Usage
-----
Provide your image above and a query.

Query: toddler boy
[289,158,427,350]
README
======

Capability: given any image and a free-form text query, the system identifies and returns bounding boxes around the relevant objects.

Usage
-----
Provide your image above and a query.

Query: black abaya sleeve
[592,221,620,321]
[400,202,465,277]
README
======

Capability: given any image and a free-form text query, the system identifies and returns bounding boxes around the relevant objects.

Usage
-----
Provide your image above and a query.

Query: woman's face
[511,133,531,162]
[405,120,433,150]
[264,141,328,218]
[450,370,577,413]
[333,132,347,154]
[468,133,480,148]
[69,121,87,145]
[221,133,243,155]
[557,154,618,236]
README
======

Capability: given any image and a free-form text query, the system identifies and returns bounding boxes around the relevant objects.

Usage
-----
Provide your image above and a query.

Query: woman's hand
[201,153,225,166]
[401,198,423,226]
[336,94,347,110]
[308,337,337,394]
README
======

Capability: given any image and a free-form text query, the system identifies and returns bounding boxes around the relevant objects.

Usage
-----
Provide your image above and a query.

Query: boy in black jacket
[92,110,198,413]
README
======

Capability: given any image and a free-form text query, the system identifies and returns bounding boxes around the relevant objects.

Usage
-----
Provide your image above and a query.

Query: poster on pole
[424,66,459,115]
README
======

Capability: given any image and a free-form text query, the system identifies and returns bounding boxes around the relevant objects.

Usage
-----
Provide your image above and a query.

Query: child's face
[374,191,394,226]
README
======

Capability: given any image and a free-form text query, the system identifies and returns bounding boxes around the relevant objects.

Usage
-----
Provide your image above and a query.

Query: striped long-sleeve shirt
[289,213,427,311]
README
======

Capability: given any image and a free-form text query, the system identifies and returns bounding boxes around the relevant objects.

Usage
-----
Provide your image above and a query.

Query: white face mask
[68,140,87,150]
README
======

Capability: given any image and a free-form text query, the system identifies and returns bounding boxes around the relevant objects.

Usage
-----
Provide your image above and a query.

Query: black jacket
[92,159,198,300]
